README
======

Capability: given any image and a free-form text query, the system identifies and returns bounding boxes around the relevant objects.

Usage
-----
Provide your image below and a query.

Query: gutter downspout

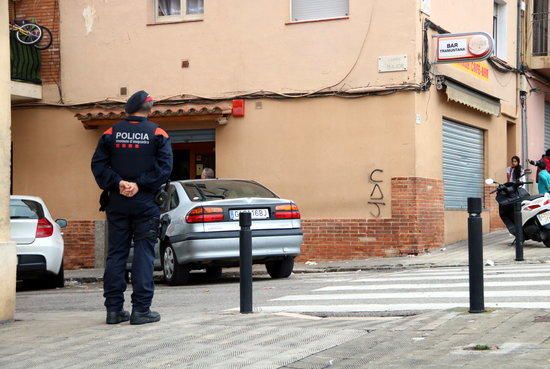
[518,0,529,186]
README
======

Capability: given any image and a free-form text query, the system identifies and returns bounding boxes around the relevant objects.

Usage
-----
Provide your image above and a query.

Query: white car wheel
[162,245,190,286]
[163,246,175,281]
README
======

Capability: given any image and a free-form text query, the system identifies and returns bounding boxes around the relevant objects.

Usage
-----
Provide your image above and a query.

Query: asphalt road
[15,270,355,315]
[15,264,550,317]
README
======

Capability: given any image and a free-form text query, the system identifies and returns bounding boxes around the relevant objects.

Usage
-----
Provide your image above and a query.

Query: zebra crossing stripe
[272,290,550,301]
[316,280,550,291]
[354,272,550,282]
[404,264,550,273]
[390,267,550,277]
[254,302,550,313]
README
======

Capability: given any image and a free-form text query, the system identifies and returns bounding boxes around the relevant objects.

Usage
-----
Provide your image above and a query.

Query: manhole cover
[534,315,550,322]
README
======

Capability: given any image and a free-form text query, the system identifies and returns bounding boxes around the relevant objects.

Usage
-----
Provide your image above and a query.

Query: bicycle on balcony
[9,19,52,50]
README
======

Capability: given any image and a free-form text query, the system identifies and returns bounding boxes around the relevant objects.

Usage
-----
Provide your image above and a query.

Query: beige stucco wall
[57,0,418,104]
[12,95,415,222]
[217,96,415,219]
[12,108,104,221]
[1,0,16,323]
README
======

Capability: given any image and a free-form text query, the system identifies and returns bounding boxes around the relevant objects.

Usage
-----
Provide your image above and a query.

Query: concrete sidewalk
[66,230,550,283]
[1,308,548,368]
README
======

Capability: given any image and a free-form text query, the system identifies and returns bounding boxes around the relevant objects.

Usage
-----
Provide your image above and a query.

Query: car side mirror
[485,178,495,185]
[55,219,68,228]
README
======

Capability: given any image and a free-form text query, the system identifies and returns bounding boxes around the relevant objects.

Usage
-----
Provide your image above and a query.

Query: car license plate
[229,209,269,221]
[538,212,550,226]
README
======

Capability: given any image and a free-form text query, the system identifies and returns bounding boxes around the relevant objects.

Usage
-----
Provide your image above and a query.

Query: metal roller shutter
[442,120,485,209]
[291,0,349,21]
[544,102,550,150]
[169,129,215,144]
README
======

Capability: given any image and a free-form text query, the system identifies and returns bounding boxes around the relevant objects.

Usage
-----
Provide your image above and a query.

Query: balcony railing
[10,31,41,84]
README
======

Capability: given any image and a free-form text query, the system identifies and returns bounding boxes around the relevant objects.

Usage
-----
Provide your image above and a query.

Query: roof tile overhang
[75,102,233,129]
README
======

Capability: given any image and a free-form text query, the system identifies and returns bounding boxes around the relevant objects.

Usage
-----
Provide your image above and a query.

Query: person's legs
[130,207,160,313]
[104,211,132,313]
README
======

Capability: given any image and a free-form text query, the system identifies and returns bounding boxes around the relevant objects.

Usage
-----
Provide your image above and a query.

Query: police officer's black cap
[125,90,151,114]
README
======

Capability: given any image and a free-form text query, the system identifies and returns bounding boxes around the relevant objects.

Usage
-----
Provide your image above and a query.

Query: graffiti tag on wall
[368,169,385,218]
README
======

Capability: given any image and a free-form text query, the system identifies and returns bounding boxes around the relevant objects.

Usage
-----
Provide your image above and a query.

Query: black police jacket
[91,116,173,196]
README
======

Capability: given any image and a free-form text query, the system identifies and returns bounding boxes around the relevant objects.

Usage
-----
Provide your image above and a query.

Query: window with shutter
[442,120,485,209]
[291,0,349,22]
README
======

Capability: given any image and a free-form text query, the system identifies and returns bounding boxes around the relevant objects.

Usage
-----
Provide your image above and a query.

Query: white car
[10,196,67,288]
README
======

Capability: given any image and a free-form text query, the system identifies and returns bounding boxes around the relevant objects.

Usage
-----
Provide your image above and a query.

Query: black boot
[130,310,161,325]
[106,310,130,324]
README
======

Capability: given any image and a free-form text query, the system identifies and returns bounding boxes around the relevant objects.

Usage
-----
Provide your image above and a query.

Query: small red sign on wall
[232,99,245,117]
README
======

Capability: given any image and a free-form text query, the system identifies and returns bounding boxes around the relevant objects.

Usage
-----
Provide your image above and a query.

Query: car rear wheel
[265,257,294,279]
[206,266,222,281]
[42,260,64,289]
[54,260,65,288]
[162,245,190,286]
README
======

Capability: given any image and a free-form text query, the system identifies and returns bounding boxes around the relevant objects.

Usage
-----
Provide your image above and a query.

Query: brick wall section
[484,184,505,231]
[299,177,445,261]
[300,219,369,260]
[10,0,61,84]
[63,221,95,269]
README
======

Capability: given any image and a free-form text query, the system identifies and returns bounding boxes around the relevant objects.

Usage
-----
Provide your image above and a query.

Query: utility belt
[99,182,173,241]
[98,182,173,212]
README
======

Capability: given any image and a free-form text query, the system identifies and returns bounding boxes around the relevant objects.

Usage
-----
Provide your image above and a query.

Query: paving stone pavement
[279,309,550,369]
[0,308,548,368]
[0,310,400,369]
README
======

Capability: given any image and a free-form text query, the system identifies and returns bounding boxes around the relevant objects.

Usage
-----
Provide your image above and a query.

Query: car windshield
[182,180,278,202]
[9,199,44,219]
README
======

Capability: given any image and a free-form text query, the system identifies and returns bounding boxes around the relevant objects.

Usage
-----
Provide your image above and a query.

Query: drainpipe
[518,1,529,185]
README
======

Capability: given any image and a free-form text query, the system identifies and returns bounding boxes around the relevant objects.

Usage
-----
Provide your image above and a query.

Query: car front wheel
[162,245,190,286]
[265,257,295,279]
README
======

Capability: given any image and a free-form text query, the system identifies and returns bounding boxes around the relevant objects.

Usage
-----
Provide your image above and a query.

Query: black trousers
[104,193,160,312]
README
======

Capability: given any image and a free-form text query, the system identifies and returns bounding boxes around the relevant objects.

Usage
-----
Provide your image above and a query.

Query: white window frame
[155,0,204,23]
[493,0,508,60]
[290,0,350,23]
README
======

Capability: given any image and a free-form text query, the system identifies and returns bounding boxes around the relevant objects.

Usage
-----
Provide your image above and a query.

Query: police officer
[91,91,173,325]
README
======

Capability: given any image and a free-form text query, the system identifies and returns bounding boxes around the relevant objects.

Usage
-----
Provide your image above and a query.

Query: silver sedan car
[127,179,303,285]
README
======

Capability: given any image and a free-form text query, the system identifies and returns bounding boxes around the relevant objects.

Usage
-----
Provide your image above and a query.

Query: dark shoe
[130,310,161,325]
[106,310,130,325]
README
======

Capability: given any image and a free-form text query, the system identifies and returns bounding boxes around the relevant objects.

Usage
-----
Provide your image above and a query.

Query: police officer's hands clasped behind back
[91,91,173,325]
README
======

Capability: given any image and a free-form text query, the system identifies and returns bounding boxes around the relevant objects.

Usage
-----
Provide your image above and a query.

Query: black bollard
[467,197,485,313]
[514,201,524,261]
[239,212,253,314]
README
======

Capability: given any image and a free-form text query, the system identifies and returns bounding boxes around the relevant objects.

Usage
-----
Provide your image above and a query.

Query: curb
[292,259,550,274]
[65,258,550,284]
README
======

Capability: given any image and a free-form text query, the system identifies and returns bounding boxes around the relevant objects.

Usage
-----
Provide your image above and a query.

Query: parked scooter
[486,178,550,247]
